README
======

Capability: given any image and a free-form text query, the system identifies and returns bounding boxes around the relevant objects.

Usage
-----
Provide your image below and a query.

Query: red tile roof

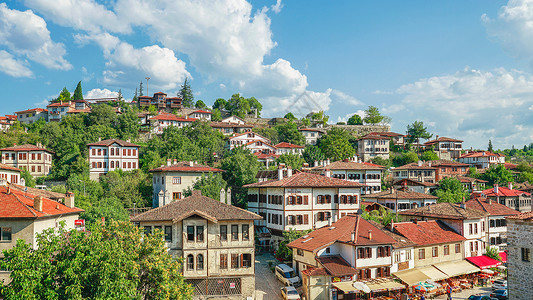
[459,151,504,158]
[368,131,404,138]
[0,186,83,219]
[274,142,304,149]
[363,187,437,200]
[150,113,197,122]
[244,172,366,188]
[358,133,390,140]
[0,163,22,172]
[299,128,324,132]
[423,137,463,145]
[190,110,212,114]
[301,267,329,277]
[393,179,437,187]
[506,211,533,220]
[86,139,140,147]
[464,198,520,216]
[0,144,53,153]
[47,102,72,107]
[287,214,396,252]
[15,108,48,114]
[253,152,279,159]
[399,202,489,220]
[316,255,358,276]
[395,160,468,170]
[149,161,223,173]
[482,186,530,197]
[392,220,466,246]
[456,176,487,184]
[504,163,517,170]
[154,92,166,95]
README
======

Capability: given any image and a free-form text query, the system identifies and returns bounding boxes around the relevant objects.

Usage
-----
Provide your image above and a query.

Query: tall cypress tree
[132,88,138,102]
[139,81,144,96]
[179,78,194,107]
[72,81,83,100]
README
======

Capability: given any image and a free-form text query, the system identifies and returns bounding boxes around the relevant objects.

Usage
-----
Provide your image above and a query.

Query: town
[0,79,531,300]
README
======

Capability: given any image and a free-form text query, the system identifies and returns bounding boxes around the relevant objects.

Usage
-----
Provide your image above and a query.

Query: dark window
[187,226,195,241]
[242,253,252,268]
[522,248,531,262]
[242,224,249,241]
[220,225,227,241]
[220,254,228,269]
[419,249,425,259]
[444,245,450,255]
[231,225,239,241]
[196,226,204,242]
[187,254,194,270]
[455,243,461,253]
[144,226,152,235]
[197,254,204,270]
[231,253,239,268]
[0,227,12,241]
[164,226,172,242]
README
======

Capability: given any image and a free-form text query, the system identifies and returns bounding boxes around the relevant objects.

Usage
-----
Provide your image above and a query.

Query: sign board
[332,275,352,283]
[74,219,85,231]
[287,189,301,193]
[230,283,236,289]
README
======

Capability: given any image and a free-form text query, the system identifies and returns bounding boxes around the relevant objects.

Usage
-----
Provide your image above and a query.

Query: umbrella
[353,282,371,293]
[413,285,428,292]
[481,269,495,274]
[497,265,507,270]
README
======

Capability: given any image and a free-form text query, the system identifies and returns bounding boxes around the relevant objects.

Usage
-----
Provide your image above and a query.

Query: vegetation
[277,153,306,170]
[317,127,355,161]
[406,121,432,150]
[433,177,469,203]
[276,229,312,261]
[220,93,262,118]
[302,145,326,166]
[363,106,390,125]
[361,206,401,226]
[72,81,83,100]
[183,172,227,200]
[347,114,363,125]
[420,150,439,161]
[179,78,194,107]
[220,148,261,208]
[471,164,514,186]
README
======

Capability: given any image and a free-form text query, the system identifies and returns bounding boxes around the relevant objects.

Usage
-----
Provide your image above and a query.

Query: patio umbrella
[481,269,495,275]
[353,282,371,293]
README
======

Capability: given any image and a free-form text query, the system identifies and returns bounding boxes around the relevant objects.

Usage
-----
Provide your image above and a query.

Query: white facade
[357,137,390,162]
[458,152,506,169]
[1,146,53,177]
[87,140,139,180]
[330,169,383,194]
[299,129,323,145]
[188,111,212,121]
[15,109,48,124]
[226,132,272,151]
[390,247,415,273]
[221,116,245,125]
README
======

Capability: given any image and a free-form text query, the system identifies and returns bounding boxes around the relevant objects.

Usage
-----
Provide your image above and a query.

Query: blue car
[490,289,508,300]
[467,295,492,300]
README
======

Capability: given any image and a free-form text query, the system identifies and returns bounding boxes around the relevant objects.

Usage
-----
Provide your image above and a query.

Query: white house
[14,108,48,124]
[87,139,140,180]
[274,142,304,155]
[299,128,324,145]
[423,136,463,160]
[362,186,438,213]
[188,110,212,121]
[357,133,390,162]
[226,132,274,153]
[149,113,197,135]
[458,151,506,169]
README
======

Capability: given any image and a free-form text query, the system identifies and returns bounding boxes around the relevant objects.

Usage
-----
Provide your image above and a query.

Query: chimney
[328,217,332,227]
[34,196,43,212]
[413,218,418,224]
[303,163,309,168]
[351,231,356,242]
[220,188,226,204]
[189,161,194,167]
[327,158,330,165]
[418,160,422,167]
[278,165,284,180]
[65,192,75,208]
[226,188,232,205]
[173,159,177,164]
[314,160,318,167]
[428,162,432,167]
[368,230,372,240]
[167,159,171,166]
[508,182,513,190]
[494,184,499,194]
[436,135,439,140]
[390,220,394,233]
[325,169,331,178]
[287,166,293,178]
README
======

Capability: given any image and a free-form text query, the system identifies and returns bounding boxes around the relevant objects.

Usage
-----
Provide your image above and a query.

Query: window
[144,226,152,235]
[455,243,461,253]
[187,226,195,241]
[0,227,12,241]
[406,250,411,260]
[444,245,450,255]
[242,224,249,241]
[220,225,227,241]
[474,223,478,234]
[172,192,181,200]
[419,249,425,259]
[231,225,239,241]
[469,224,473,235]
[187,254,194,270]
[172,177,181,184]
[242,253,252,268]
[164,226,172,242]
[31,153,35,160]
[196,254,204,270]
[432,246,438,257]
[395,252,401,263]
[297,249,304,256]
[231,254,239,268]
[522,248,530,262]
[220,254,228,269]
[196,226,204,242]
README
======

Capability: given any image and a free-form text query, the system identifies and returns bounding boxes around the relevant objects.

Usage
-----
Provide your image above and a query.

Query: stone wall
[507,219,533,300]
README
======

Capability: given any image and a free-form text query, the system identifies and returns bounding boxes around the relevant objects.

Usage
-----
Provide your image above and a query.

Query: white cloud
[337,110,365,123]
[0,50,33,78]
[0,3,71,71]
[331,89,363,106]
[81,67,94,82]
[85,88,118,99]
[271,0,283,13]
[389,67,533,149]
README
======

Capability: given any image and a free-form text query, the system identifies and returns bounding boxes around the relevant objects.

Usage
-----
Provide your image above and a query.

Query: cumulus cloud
[0,3,71,71]
[271,0,283,13]
[0,50,33,78]
[331,89,363,106]
[337,110,365,123]
[389,67,533,148]
[84,88,118,99]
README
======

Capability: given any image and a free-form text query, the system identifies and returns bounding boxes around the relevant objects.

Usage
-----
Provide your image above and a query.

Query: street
[254,252,285,300]
[434,286,493,299]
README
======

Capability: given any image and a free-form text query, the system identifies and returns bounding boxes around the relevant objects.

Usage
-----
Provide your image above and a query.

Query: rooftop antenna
[145,77,151,96]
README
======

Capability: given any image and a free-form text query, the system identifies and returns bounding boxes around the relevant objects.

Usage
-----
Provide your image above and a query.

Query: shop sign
[229,283,236,289]
[332,275,352,283]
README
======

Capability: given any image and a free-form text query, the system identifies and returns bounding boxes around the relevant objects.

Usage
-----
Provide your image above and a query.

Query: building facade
[362,187,438,213]
[506,212,533,300]
[423,136,463,160]
[14,108,48,124]
[392,160,469,183]
[357,134,390,162]
[481,184,532,213]
[0,144,53,177]
[458,151,506,169]
[187,110,212,121]
[275,142,304,155]
[149,113,197,135]
[137,92,182,110]
[87,139,140,181]
[47,101,75,122]
[299,128,325,145]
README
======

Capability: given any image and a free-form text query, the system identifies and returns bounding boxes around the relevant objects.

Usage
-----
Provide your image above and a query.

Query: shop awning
[332,282,360,294]
[466,255,502,270]
[499,252,507,263]
[417,266,448,281]
[377,279,406,291]
[433,260,480,278]
[392,268,431,286]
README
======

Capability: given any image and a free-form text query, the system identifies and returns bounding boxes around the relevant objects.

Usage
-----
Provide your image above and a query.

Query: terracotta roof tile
[0,144,53,153]
[464,198,520,216]
[423,137,463,145]
[209,122,252,128]
[15,108,48,114]
[393,179,437,187]
[507,211,533,220]
[317,255,358,276]
[395,160,469,170]
[150,113,197,122]
[392,220,466,246]
[190,110,212,114]
[244,172,366,188]
[482,186,530,197]
[301,267,329,277]
[0,164,22,172]
[86,139,140,147]
[47,102,72,107]
[363,187,437,200]
[274,142,304,149]
[149,161,223,173]
[398,202,489,220]
[459,151,504,158]
[368,220,416,249]
[456,176,488,184]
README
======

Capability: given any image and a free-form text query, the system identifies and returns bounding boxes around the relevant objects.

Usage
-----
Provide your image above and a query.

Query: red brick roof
[0,163,22,172]
[154,92,166,95]
[149,161,223,173]
[456,176,487,184]
[301,267,329,277]
[299,128,324,132]
[363,187,437,200]
[423,137,463,145]
[253,152,279,159]
[368,131,404,138]
[316,255,358,276]
[464,198,520,216]
[86,139,140,147]
[398,202,489,220]
[358,133,389,140]
[392,220,466,246]
[15,108,48,114]
[0,144,53,153]
[393,178,437,187]
[395,159,469,170]
[460,151,504,158]
[287,214,396,252]
[244,172,366,188]
[0,186,83,219]
[482,186,530,197]
[47,102,71,107]
[150,113,197,122]
[274,142,304,149]
[210,122,252,129]
[507,211,533,220]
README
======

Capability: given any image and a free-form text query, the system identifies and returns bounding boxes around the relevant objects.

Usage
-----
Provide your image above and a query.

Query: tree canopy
[72,81,83,100]
[406,121,432,147]
[363,106,389,125]
[317,127,355,161]
[275,121,305,145]
[179,78,194,107]
[284,112,297,121]
[434,177,469,203]
[420,150,439,161]
[303,145,326,165]
[220,148,260,208]
[223,94,262,118]
[276,153,306,170]
[183,172,227,200]
[347,114,363,125]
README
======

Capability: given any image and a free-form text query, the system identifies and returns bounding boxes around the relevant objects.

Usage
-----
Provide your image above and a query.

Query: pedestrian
[420,294,425,300]
[446,285,453,300]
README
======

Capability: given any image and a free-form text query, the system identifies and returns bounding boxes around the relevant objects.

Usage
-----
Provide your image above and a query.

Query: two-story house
[47,101,76,122]
[130,190,261,300]
[466,194,520,251]
[370,221,415,274]
[210,118,253,136]
[188,110,212,121]
[226,132,275,155]
[137,92,182,110]
[458,151,506,169]
[362,186,438,212]
[0,164,22,186]
[14,108,48,124]
[87,139,140,181]
[149,113,197,135]
[457,176,488,192]
[481,184,532,212]
[423,136,463,160]
[287,215,400,300]
[357,133,390,162]
[150,160,224,207]
[398,202,489,257]
[1,144,53,177]
[392,179,437,194]
[299,128,325,145]
[392,160,469,183]
[244,169,366,248]
[275,142,304,156]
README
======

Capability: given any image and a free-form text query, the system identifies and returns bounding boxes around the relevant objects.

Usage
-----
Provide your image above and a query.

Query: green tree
[361,206,401,226]
[284,112,296,121]
[221,148,260,208]
[406,121,432,149]
[183,172,227,200]
[226,94,251,119]
[20,169,35,188]
[485,246,502,262]
[247,97,262,117]
[148,104,157,115]
[117,107,141,140]
[302,145,326,166]
[480,164,514,186]
[434,177,469,203]
[81,196,130,224]
[309,111,329,126]
[488,140,494,152]
[211,108,222,122]
[132,87,138,103]
[139,81,144,96]
[88,104,118,126]
[318,128,355,161]
[420,150,439,161]
[1,221,193,299]
[99,169,153,208]
[213,98,228,110]
[363,106,389,125]
[371,157,392,168]
[253,127,279,145]
[72,81,83,100]
[277,153,306,170]
[300,117,311,127]
[117,88,123,101]
[347,114,363,125]
[179,78,194,107]
[54,87,71,103]
[195,100,207,109]
[276,229,312,261]
[275,121,305,145]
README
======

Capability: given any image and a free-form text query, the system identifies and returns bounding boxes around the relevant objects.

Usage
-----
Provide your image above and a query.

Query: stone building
[131,190,261,299]
[506,211,533,300]
[357,133,390,162]
[0,144,54,177]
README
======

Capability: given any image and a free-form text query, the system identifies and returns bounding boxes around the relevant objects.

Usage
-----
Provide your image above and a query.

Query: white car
[275,264,301,287]
[492,279,507,291]
[281,286,301,300]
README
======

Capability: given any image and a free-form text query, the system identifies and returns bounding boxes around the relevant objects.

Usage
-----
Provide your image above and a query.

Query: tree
[132,87,138,103]
[420,150,439,161]
[183,172,227,200]
[276,229,312,261]
[480,164,514,186]
[20,169,35,188]
[485,246,502,262]
[488,140,494,152]
[318,128,355,161]
[275,121,305,145]
[347,114,363,125]
[0,221,193,299]
[277,153,306,170]
[434,177,469,203]
[211,108,222,122]
[213,98,227,110]
[72,81,83,100]
[247,97,262,117]
[226,94,251,119]
[80,196,130,224]
[300,117,311,127]
[99,169,152,208]
[308,111,329,126]
[406,121,432,149]
[220,148,260,208]
[179,78,194,107]
[284,112,296,121]
[139,81,144,96]
[303,145,326,166]
[54,87,71,103]
[361,206,401,226]
[117,107,141,140]
[253,127,279,145]
[117,88,123,101]
[363,106,388,125]
[195,100,207,109]
[88,104,118,126]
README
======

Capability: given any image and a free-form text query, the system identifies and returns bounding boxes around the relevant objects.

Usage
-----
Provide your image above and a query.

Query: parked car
[491,279,507,291]
[281,286,301,300]
[275,264,301,287]
[468,295,493,300]
[490,289,508,300]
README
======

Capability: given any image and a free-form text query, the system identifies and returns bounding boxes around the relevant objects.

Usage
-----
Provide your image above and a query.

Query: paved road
[433,285,494,299]
[254,252,285,300]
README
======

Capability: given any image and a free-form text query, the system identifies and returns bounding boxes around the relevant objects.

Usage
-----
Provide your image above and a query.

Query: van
[275,264,301,287]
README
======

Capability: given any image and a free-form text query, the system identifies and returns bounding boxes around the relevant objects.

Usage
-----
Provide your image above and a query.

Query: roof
[358,133,390,140]
[9,184,67,201]
[368,220,416,249]
[274,142,304,149]
[299,128,324,132]
[190,110,212,114]
[368,131,404,138]
[130,190,261,222]
[47,102,72,107]
[465,255,501,270]
[149,161,223,173]
[150,113,197,122]
[311,160,385,171]
[399,202,489,220]
[482,186,530,197]
[464,198,520,216]
[0,144,53,153]
[287,214,396,252]
[424,137,463,145]
[0,163,22,172]
[459,151,505,158]
[15,108,48,114]
[363,187,437,200]
[393,179,437,187]
[154,92,166,95]
[507,211,533,220]
[209,122,252,128]
[301,267,329,277]
[456,176,488,184]
[316,256,358,277]
[0,186,83,219]
[253,152,280,159]
[86,139,140,147]
[244,172,366,188]
[394,160,469,170]
[392,220,466,246]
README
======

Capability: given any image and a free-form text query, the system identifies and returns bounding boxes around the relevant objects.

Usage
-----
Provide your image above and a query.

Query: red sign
[74,219,85,226]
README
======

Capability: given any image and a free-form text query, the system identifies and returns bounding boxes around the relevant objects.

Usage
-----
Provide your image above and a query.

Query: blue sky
[2,0,533,149]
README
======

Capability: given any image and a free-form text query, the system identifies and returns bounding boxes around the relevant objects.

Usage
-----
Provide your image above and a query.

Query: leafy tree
[247,97,262,117]
[117,107,141,140]
[81,196,130,224]
[406,121,432,149]
[20,169,35,188]
[226,93,251,119]
[300,117,311,127]
[318,128,355,161]
[485,246,502,262]
[276,229,312,261]
[148,104,157,115]
[363,106,388,125]
[479,164,514,186]
[371,157,392,168]
[284,112,296,120]
[117,88,123,101]
[132,87,138,103]
[434,177,469,203]
[195,100,207,109]
[72,81,83,100]
[99,169,152,208]
[420,150,439,161]
[347,114,363,125]
[309,111,329,126]
[277,153,306,170]
[336,122,346,125]
[303,145,326,166]
[275,121,305,145]
[53,87,71,103]
[1,221,193,299]
[361,206,401,226]
[488,140,494,152]
[221,148,260,208]
[213,98,228,110]
[179,78,194,107]
[391,151,419,167]
[253,127,279,145]
[211,108,222,122]
[88,104,118,126]
[183,172,227,200]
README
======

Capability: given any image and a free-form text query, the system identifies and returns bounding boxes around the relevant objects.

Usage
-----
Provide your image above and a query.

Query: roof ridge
[353,215,360,244]
[12,190,38,217]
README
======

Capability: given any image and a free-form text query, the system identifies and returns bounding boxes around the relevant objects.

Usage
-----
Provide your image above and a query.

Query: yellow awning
[392,268,431,286]
[332,282,360,293]
[433,260,480,278]
[379,279,406,291]
[418,266,448,282]
[366,282,387,292]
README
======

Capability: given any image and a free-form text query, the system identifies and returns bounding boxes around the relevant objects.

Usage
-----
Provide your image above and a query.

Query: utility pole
[145,77,150,96]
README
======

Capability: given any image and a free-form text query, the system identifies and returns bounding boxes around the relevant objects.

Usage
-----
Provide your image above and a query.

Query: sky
[1,0,533,149]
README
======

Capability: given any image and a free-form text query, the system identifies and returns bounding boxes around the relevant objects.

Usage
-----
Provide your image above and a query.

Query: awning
[466,255,502,270]
[378,279,406,291]
[433,260,480,278]
[392,268,431,286]
[332,282,360,294]
[418,266,448,281]
[499,251,507,263]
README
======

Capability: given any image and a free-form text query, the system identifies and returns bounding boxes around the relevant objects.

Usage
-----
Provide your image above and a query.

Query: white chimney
[189,161,194,167]
[314,160,318,167]
[287,166,293,178]
[64,192,75,208]
[278,165,284,180]
[220,188,226,204]
[34,196,43,212]
[226,188,232,205]
[173,159,177,164]
[325,169,331,178]
[167,159,171,166]
[494,184,499,194]
[328,217,332,226]
[327,159,330,165]
[418,160,422,167]
[508,182,513,190]
[351,231,356,242]
[368,230,372,240]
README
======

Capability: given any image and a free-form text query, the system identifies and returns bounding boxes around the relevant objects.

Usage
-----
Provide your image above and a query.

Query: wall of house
[413,243,463,267]
[355,245,392,268]
[152,171,206,207]
[507,219,533,300]
[89,145,139,180]
[390,247,414,273]
[303,274,330,300]
[2,150,53,177]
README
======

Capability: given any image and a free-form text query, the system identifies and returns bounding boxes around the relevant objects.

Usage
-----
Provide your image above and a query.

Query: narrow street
[254,252,285,300]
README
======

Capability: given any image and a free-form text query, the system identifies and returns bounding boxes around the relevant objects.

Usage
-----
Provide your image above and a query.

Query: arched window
[197,254,204,270]
[111,148,114,156]
[187,254,194,270]
[111,161,114,168]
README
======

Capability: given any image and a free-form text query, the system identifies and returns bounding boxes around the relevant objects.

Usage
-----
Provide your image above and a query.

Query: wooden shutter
[366,247,372,258]
[334,194,339,203]
[303,195,309,205]
[304,215,309,224]
[240,254,244,268]
[326,195,331,203]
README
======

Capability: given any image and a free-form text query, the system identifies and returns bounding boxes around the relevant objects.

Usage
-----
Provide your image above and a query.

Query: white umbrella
[481,269,495,274]
[353,282,371,293]
[497,265,507,270]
